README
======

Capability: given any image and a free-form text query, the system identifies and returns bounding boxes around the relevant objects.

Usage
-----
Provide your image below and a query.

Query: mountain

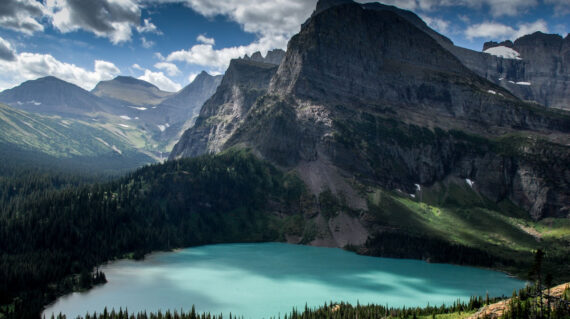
[149,71,222,145]
[0,103,153,172]
[243,49,286,65]
[481,32,570,109]
[170,56,282,158]
[171,0,570,256]
[92,76,174,107]
[366,3,569,110]
[0,76,108,117]
[0,72,223,164]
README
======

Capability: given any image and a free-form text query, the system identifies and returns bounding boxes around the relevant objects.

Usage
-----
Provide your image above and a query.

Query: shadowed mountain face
[483,32,570,109]
[365,3,570,110]
[152,71,223,131]
[171,0,569,224]
[170,52,284,159]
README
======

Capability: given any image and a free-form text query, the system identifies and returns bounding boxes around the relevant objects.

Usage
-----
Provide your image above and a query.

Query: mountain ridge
[92,75,174,107]
[0,76,108,117]
[171,0,570,227]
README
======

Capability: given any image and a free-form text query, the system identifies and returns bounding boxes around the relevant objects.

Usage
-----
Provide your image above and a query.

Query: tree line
[0,150,305,319]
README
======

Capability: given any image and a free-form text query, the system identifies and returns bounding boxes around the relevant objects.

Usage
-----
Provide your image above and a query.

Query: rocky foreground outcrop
[468,283,570,319]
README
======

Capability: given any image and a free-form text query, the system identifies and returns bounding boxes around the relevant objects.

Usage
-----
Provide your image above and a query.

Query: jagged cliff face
[151,71,223,145]
[170,53,282,159]
[447,33,570,111]
[170,1,570,224]
[244,49,286,65]
[359,3,569,110]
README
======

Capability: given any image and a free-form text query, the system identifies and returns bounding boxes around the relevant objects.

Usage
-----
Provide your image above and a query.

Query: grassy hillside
[363,182,570,280]
[0,103,155,173]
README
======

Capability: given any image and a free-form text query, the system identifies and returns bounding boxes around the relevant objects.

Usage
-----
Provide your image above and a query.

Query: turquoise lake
[44,243,526,318]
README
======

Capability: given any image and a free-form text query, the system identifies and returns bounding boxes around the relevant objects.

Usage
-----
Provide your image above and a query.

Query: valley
[0,0,569,318]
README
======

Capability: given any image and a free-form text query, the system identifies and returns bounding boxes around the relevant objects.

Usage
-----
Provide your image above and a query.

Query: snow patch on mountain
[128,106,148,111]
[483,46,521,60]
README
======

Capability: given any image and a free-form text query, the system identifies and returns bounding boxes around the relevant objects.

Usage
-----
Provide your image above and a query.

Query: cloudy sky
[0,0,568,92]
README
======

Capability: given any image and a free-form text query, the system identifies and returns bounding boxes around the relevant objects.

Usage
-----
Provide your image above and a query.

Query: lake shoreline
[44,242,526,319]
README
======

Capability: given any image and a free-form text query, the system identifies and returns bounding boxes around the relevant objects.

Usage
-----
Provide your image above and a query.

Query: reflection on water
[44,243,525,319]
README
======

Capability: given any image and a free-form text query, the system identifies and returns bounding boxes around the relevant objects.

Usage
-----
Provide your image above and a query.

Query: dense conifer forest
[0,150,568,319]
[0,150,305,318]
[44,283,570,319]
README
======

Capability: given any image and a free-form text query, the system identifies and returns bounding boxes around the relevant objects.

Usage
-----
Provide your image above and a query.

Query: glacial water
[44,243,525,318]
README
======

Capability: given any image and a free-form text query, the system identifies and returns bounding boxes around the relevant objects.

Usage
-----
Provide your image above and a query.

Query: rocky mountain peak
[514,31,564,50]
[312,0,354,16]
[0,75,105,116]
[171,0,570,221]
[270,1,473,103]
[111,76,158,88]
[243,49,286,65]
[483,40,514,51]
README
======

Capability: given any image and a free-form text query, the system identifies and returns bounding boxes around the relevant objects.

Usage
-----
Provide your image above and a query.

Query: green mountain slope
[0,103,154,173]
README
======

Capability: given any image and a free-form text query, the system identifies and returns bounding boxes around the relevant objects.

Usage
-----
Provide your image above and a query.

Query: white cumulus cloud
[156,0,314,71]
[154,62,180,76]
[420,15,450,34]
[166,34,288,72]
[141,37,155,48]
[0,52,120,91]
[45,0,140,44]
[137,18,161,34]
[0,0,46,34]
[0,36,16,61]
[465,19,549,40]
[138,69,182,92]
[545,0,570,15]
[374,0,539,17]
[188,72,199,83]
[196,34,215,45]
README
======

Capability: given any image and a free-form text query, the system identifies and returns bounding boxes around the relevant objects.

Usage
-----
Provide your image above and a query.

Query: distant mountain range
[0,102,154,173]
[92,76,174,108]
[0,71,223,169]
[0,76,109,117]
